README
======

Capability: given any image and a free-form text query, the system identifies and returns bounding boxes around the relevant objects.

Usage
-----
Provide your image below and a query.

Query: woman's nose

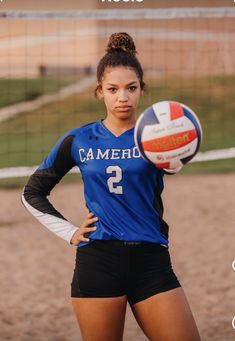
[118,92,128,102]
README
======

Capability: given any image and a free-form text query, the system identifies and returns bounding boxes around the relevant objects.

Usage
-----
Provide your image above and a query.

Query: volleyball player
[22,32,201,341]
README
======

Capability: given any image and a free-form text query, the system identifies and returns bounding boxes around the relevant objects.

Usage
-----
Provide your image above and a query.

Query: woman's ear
[96,84,103,99]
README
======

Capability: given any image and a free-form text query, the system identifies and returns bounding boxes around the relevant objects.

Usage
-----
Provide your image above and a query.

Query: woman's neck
[103,116,136,137]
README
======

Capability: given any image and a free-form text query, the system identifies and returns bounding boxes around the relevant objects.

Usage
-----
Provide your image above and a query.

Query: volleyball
[134,101,202,170]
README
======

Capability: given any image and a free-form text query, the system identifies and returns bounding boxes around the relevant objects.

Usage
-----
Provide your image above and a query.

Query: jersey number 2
[106,165,123,194]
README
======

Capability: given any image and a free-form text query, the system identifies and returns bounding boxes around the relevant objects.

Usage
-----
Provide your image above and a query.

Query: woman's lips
[115,106,132,111]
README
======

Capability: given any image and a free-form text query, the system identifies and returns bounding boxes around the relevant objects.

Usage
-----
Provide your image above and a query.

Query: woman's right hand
[70,212,98,246]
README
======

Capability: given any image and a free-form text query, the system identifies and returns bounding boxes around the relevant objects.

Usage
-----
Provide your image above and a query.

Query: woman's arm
[21,134,79,244]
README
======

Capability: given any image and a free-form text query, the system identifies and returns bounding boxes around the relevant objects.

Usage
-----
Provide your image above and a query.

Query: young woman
[22,32,201,341]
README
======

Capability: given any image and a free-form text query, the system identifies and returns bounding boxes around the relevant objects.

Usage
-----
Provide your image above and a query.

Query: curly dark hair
[95,32,146,97]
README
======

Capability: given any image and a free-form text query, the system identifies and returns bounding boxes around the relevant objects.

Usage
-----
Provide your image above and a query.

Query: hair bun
[106,32,137,55]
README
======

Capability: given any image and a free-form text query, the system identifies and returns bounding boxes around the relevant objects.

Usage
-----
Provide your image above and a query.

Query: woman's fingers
[85,217,98,226]
[78,227,96,242]
[78,236,90,243]
[71,212,98,245]
[71,229,91,245]
[87,211,95,219]
[71,225,97,245]
[81,217,98,228]
[81,226,97,233]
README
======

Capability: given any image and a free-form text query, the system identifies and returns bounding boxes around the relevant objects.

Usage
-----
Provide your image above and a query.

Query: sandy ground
[0,173,235,341]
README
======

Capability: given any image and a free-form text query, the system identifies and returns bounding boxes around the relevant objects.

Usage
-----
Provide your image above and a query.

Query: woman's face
[98,66,142,122]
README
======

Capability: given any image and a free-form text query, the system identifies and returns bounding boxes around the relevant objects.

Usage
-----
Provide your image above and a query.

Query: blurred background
[0,0,234,186]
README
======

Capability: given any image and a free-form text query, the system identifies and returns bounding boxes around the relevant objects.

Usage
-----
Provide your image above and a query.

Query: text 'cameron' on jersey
[78,146,141,163]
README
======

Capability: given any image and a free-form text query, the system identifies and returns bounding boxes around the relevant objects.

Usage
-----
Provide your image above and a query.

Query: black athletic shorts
[71,240,181,305]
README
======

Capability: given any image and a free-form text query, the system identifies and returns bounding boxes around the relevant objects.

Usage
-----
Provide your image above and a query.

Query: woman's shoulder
[58,121,100,141]
[65,121,100,136]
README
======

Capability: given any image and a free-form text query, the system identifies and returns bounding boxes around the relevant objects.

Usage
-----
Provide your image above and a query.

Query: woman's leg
[71,295,127,341]
[131,287,201,341]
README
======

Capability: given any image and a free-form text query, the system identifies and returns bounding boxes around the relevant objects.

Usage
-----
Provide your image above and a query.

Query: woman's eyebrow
[106,81,138,86]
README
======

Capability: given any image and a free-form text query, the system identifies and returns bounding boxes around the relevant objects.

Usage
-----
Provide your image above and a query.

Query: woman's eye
[129,86,137,92]
[108,88,117,93]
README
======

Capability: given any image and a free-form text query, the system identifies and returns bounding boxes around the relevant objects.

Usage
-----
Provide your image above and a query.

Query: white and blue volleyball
[134,101,202,170]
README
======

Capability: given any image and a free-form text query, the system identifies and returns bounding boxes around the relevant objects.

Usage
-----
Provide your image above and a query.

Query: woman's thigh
[71,295,127,341]
[131,287,201,341]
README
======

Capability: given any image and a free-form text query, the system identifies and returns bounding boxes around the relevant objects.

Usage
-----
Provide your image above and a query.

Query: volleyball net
[0,7,235,179]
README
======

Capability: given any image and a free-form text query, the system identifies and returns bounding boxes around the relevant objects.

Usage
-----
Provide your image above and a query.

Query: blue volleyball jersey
[22,120,169,246]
